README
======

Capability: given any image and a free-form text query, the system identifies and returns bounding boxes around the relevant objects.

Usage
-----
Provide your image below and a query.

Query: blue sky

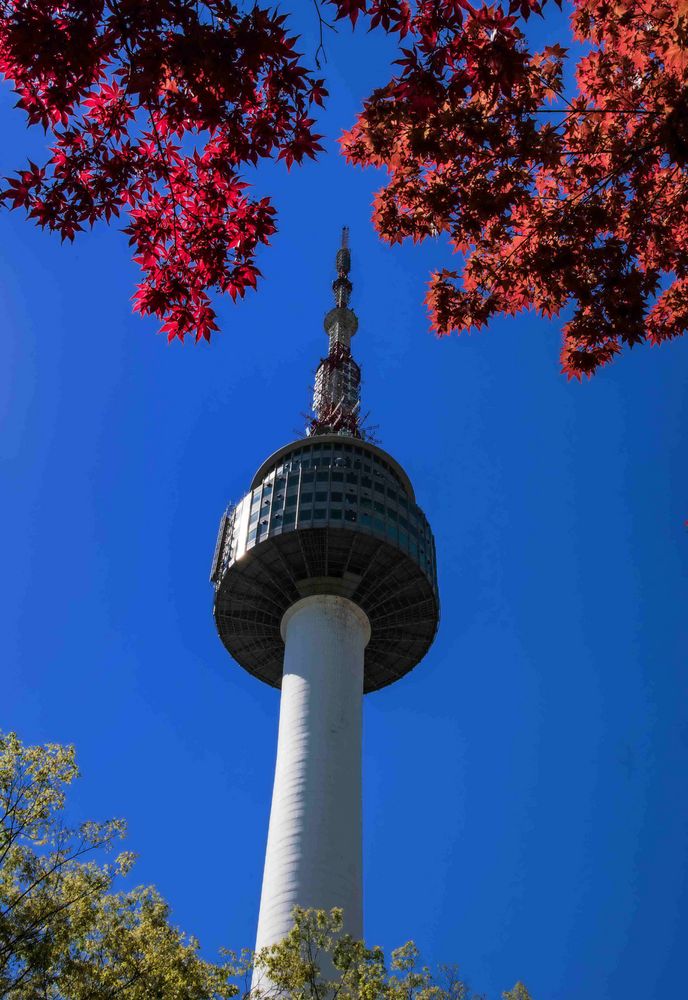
[1,6,687,1000]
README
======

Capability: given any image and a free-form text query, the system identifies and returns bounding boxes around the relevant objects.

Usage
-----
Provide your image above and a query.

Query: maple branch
[311,0,337,69]
[473,136,660,296]
[143,101,182,253]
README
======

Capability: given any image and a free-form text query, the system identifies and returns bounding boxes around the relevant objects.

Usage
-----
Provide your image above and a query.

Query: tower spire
[309,227,362,438]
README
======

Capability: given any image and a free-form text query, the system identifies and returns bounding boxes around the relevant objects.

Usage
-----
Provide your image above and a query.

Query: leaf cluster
[0,1,326,342]
[331,0,688,376]
[0,731,236,998]
[251,908,530,1000]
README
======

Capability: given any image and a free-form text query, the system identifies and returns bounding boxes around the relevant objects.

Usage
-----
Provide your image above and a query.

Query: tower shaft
[253,596,368,962]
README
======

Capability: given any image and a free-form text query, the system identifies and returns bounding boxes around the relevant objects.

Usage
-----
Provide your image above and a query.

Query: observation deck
[211,434,439,693]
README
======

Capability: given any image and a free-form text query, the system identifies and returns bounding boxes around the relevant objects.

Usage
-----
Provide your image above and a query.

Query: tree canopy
[1,1,685,374]
[249,907,532,1000]
[0,731,236,998]
[1,732,531,999]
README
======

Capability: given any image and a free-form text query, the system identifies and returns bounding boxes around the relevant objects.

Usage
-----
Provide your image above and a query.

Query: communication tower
[211,230,440,954]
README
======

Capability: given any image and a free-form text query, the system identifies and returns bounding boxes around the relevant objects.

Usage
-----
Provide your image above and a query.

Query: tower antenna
[309,227,361,438]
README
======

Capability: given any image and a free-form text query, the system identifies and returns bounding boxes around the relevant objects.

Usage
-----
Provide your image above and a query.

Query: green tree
[0,731,236,999]
[252,907,531,1000]
[0,733,530,999]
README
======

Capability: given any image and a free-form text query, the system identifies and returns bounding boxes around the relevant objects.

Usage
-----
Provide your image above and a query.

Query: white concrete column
[253,594,370,959]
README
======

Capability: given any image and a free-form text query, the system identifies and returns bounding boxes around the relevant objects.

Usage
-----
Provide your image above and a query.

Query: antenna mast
[309,227,362,438]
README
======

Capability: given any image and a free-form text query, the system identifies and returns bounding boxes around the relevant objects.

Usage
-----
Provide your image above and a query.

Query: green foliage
[0,733,531,999]
[252,908,531,1000]
[0,731,236,999]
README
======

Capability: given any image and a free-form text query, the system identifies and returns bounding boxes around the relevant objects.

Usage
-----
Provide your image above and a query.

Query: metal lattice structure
[309,227,363,438]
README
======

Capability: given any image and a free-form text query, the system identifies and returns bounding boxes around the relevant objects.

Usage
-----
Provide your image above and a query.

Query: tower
[210,230,440,955]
